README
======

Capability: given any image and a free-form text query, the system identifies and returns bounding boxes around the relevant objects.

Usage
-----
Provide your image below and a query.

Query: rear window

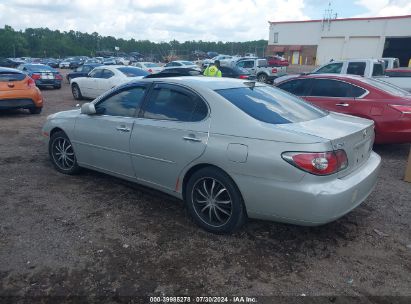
[216,86,327,125]
[362,78,411,96]
[347,62,366,76]
[0,72,25,82]
[117,67,149,77]
[372,63,385,76]
[26,64,54,72]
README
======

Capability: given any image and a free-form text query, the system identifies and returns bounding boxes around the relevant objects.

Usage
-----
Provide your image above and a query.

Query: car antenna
[244,81,256,89]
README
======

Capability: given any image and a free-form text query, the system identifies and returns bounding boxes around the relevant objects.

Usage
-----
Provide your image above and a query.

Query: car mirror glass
[80,102,96,115]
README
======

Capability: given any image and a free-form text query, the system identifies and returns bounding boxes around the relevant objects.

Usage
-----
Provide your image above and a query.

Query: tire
[29,107,42,114]
[257,73,268,83]
[49,131,80,175]
[67,76,71,83]
[72,83,83,100]
[184,167,246,234]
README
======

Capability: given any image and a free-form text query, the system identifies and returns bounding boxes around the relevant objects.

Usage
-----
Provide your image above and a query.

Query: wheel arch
[181,163,246,212]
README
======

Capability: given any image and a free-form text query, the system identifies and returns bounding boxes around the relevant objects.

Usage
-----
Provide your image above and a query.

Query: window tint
[277,79,312,96]
[310,79,366,98]
[237,61,254,69]
[361,78,411,96]
[257,59,268,67]
[102,69,114,79]
[118,67,149,77]
[95,86,146,117]
[216,86,326,125]
[0,71,25,82]
[143,86,208,122]
[219,66,234,76]
[347,62,366,76]
[315,63,343,74]
[89,69,103,78]
[372,63,384,76]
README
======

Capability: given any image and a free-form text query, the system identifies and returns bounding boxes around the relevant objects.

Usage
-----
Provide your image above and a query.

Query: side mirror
[81,102,96,115]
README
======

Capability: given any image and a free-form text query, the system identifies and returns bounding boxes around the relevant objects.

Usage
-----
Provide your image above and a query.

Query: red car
[266,55,289,67]
[276,74,411,144]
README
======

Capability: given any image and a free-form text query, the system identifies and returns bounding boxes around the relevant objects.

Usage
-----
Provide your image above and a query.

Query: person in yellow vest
[203,60,222,77]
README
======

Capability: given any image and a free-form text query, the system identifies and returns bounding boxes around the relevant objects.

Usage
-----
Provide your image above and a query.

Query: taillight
[282,150,348,176]
[389,104,411,114]
[239,75,249,79]
[271,68,277,73]
[31,73,41,80]
[55,74,63,80]
[27,77,36,88]
[148,69,153,73]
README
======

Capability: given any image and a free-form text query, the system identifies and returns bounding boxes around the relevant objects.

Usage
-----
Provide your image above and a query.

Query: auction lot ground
[0,72,410,302]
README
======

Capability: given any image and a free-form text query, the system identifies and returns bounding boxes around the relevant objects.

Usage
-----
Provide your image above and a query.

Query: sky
[0,0,410,42]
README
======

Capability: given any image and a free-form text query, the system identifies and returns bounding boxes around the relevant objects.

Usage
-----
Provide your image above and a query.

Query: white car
[133,62,164,74]
[70,65,149,100]
[59,60,71,68]
[202,55,239,67]
[163,61,201,71]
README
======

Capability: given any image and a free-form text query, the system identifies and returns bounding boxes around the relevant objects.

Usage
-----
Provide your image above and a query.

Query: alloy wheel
[191,177,233,228]
[51,137,76,171]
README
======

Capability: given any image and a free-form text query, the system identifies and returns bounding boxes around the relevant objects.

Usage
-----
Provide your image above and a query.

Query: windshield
[216,86,327,125]
[117,67,149,77]
[0,71,25,82]
[362,77,411,96]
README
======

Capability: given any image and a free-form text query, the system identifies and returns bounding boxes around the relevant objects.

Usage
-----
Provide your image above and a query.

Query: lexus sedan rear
[42,77,381,233]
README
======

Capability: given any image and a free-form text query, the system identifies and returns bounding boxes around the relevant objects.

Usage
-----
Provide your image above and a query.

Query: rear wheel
[257,73,268,83]
[49,131,80,175]
[72,83,83,100]
[29,107,42,114]
[185,167,246,234]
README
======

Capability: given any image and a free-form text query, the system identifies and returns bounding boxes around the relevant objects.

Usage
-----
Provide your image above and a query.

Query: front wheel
[185,167,246,234]
[72,83,83,100]
[49,131,80,175]
[257,73,268,83]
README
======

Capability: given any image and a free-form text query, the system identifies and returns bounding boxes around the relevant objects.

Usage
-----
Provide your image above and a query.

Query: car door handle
[336,103,350,107]
[183,135,202,142]
[116,126,130,132]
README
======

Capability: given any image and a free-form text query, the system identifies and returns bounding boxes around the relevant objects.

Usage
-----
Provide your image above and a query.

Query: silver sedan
[42,77,381,233]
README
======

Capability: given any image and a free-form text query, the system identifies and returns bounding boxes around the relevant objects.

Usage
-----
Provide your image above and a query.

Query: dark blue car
[66,63,102,82]
[17,64,63,89]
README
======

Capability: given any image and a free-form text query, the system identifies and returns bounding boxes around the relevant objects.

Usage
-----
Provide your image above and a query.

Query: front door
[73,85,148,178]
[130,83,210,191]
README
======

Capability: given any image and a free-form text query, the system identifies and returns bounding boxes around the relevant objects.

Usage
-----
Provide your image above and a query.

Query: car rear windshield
[216,86,327,124]
[362,78,411,96]
[118,67,149,77]
[0,71,25,82]
[27,64,55,72]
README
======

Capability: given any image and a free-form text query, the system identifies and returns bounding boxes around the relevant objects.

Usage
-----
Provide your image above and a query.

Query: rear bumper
[0,98,36,110]
[233,151,381,225]
[35,79,61,87]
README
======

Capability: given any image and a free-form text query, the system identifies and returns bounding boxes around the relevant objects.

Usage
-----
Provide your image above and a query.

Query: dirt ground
[0,72,410,303]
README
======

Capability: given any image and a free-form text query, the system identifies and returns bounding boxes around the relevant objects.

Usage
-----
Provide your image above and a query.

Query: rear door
[130,83,210,191]
[73,84,148,178]
[95,69,116,97]
[81,68,103,98]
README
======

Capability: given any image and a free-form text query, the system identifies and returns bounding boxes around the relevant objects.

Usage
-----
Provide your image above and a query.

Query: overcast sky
[1,0,410,42]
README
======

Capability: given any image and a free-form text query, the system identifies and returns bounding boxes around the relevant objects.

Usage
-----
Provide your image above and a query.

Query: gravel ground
[0,72,410,303]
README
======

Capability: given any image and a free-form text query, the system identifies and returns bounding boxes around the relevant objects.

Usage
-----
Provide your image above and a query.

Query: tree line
[0,25,268,59]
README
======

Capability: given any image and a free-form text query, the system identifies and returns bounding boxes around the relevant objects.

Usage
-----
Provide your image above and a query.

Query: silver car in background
[42,77,381,233]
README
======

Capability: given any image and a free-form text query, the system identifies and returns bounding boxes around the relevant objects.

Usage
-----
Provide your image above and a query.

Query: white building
[267,15,411,66]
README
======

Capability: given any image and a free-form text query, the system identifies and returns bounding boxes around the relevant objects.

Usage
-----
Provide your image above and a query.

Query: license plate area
[41,73,54,79]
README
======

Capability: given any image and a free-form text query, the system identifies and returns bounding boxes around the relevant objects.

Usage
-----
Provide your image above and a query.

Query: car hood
[47,109,80,120]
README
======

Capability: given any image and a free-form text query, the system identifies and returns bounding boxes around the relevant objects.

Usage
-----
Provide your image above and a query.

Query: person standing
[203,60,222,77]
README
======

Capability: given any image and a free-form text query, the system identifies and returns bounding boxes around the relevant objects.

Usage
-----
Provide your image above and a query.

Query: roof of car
[136,76,263,90]
[0,67,22,73]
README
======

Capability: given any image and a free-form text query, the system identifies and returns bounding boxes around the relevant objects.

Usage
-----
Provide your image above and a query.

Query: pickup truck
[235,58,286,83]
[274,58,411,92]
[381,57,400,70]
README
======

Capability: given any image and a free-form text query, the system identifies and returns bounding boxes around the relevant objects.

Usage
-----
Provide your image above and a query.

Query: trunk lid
[277,112,375,177]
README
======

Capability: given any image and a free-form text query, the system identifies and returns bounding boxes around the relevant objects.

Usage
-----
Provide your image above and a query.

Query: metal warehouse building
[267,15,411,66]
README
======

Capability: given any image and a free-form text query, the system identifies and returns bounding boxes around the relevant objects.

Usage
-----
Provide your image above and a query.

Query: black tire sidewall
[72,84,82,100]
[185,167,246,234]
